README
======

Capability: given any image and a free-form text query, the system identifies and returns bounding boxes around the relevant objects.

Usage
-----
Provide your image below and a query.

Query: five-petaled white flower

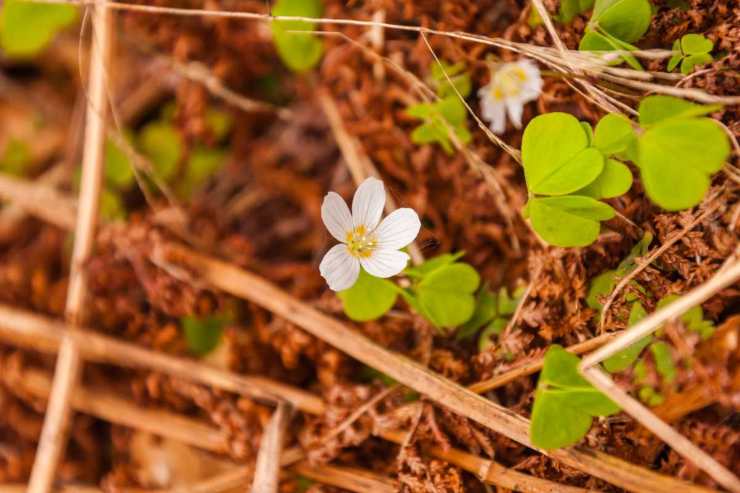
[478,59,542,135]
[319,177,421,291]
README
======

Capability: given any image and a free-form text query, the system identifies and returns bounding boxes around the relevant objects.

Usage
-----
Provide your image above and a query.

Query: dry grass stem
[291,462,396,493]
[28,4,112,492]
[468,332,619,394]
[580,261,740,492]
[0,303,325,413]
[251,402,292,493]
[164,244,715,493]
[0,172,77,231]
[600,196,724,331]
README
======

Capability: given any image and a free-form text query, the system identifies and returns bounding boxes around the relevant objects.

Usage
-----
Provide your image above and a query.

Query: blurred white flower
[478,60,542,134]
[319,177,421,291]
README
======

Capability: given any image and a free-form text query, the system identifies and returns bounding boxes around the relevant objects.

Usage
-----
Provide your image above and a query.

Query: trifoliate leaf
[638,118,729,210]
[270,0,324,73]
[0,0,77,58]
[338,269,399,322]
[590,0,651,42]
[593,114,635,155]
[680,33,713,55]
[416,262,480,328]
[431,61,472,98]
[637,95,721,126]
[139,122,183,181]
[576,158,633,199]
[408,96,470,155]
[527,195,615,247]
[182,315,225,356]
[530,346,620,449]
[558,0,595,22]
[522,113,605,195]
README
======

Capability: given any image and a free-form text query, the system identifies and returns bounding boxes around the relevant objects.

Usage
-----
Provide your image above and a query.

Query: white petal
[319,244,360,291]
[375,208,421,250]
[321,191,353,242]
[352,177,385,231]
[482,99,507,134]
[506,99,524,129]
[360,248,410,278]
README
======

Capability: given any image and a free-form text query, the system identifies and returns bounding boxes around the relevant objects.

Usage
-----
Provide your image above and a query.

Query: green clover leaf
[637,95,721,126]
[531,345,620,449]
[138,122,183,182]
[338,269,399,322]
[416,262,480,328]
[526,195,615,247]
[589,0,651,42]
[576,158,632,199]
[522,113,605,195]
[637,117,729,210]
[603,303,650,372]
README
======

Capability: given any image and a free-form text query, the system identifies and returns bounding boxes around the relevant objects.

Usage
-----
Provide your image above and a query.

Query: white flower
[319,177,421,291]
[478,59,542,134]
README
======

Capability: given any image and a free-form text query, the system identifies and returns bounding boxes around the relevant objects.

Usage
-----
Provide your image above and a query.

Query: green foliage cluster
[407,62,472,154]
[339,252,487,331]
[521,96,729,247]
[586,240,715,406]
[578,0,652,69]
[530,345,620,448]
[83,105,232,220]
[0,0,77,58]
[668,34,714,75]
[270,0,324,72]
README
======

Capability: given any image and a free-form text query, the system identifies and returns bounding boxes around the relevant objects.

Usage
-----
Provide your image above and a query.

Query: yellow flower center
[345,225,377,258]
[490,66,528,100]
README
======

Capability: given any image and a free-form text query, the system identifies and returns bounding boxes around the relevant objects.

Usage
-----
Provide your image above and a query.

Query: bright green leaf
[528,195,615,247]
[680,53,712,74]
[0,0,77,58]
[638,118,729,210]
[431,61,472,98]
[180,146,225,198]
[681,33,712,55]
[270,0,323,72]
[416,263,480,328]
[593,114,635,155]
[522,113,605,195]
[576,158,632,199]
[637,95,721,126]
[531,346,620,449]
[581,121,594,146]
[586,269,617,311]
[182,315,225,356]
[590,0,651,42]
[405,252,465,278]
[338,269,399,322]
